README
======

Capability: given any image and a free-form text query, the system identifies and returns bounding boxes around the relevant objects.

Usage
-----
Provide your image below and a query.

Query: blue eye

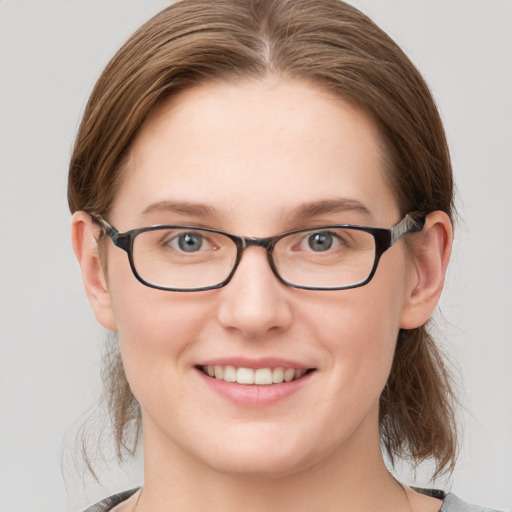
[307,231,335,252]
[175,232,204,252]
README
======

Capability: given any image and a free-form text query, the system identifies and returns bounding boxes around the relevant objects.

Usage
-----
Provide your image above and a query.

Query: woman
[68,0,499,510]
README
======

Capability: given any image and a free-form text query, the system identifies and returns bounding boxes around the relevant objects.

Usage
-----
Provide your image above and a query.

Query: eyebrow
[138,197,372,224]
[287,198,372,221]
[140,200,217,220]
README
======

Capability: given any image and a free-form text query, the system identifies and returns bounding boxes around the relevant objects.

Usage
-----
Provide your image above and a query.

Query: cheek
[104,255,212,391]
[105,246,207,346]
[110,292,217,429]
[301,252,410,395]
[112,291,209,357]
[310,295,398,388]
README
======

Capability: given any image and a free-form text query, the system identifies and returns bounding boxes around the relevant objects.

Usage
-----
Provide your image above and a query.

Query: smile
[198,365,312,385]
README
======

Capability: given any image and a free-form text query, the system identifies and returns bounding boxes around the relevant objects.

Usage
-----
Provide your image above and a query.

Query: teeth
[284,368,295,382]
[214,365,224,380]
[201,365,308,385]
[272,367,284,383]
[254,368,273,385]
[237,367,254,384]
[223,365,236,383]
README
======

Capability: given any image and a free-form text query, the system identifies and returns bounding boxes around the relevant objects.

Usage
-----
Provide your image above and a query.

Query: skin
[72,77,452,512]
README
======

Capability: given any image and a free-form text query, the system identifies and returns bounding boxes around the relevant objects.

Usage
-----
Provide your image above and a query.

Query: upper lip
[194,357,313,370]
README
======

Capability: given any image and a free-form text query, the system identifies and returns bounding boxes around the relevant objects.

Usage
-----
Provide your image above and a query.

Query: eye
[169,232,206,253]
[305,231,339,252]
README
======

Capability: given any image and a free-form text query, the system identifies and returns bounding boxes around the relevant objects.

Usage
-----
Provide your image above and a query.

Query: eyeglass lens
[131,226,377,290]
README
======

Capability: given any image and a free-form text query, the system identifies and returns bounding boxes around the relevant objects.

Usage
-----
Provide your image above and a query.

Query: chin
[204,451,311,480]
[194,428,324,479]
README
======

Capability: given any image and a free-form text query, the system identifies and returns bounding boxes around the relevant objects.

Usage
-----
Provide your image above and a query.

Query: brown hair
[69,0,457,478]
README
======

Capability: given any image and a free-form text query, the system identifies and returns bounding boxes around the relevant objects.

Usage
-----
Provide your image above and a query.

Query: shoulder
[82,488,140,512]
[412,488,501,512]
[82,488,503,512]
[441,493,502,512]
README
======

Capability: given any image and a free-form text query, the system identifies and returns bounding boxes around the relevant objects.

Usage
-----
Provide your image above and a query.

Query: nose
[217,247,293,338]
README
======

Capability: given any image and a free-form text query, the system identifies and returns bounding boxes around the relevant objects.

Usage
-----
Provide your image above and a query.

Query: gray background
[0,1,511,511]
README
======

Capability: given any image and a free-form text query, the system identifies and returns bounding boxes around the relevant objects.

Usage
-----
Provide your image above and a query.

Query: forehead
[112,77,398,231]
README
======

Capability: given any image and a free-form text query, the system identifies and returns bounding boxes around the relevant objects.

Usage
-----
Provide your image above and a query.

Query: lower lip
[196,368,313,406]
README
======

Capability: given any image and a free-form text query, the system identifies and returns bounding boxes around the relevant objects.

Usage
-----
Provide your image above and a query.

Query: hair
[68,0,457,479]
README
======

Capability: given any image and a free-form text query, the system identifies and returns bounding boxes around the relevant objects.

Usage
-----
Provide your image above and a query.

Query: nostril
[216,262,293,338]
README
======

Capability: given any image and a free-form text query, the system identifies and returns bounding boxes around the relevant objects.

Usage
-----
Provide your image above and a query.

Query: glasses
[91,212,425,292]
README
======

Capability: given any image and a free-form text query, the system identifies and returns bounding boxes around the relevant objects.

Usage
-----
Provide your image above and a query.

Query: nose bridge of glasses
[233,236,280,280]
[240,236,276,251]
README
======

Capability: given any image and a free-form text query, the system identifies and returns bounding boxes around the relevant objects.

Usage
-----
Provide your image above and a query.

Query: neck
[135,414,412,512]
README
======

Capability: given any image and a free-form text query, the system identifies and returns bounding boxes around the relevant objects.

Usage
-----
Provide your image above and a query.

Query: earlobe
[71,211,118,331]
[400,211,452,330]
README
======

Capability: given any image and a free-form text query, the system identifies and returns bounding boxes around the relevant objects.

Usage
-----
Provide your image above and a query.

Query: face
[90,78,421,478]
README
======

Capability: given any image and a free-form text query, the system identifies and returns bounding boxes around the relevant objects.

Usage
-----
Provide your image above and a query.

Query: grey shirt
[441,493,500,512]
[83,488,501,512]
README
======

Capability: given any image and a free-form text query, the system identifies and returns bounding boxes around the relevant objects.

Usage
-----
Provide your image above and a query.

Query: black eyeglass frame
[90,212,425,292]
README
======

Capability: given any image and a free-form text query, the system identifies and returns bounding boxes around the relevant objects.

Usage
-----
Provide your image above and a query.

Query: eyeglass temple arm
[89,214,118,238]
[390,212,426,245]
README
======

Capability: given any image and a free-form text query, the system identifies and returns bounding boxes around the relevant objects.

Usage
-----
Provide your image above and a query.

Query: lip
[194,357,315,406]
[195,357,310,370]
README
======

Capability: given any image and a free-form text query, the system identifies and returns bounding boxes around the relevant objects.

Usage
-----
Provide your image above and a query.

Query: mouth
[196,365,315,385]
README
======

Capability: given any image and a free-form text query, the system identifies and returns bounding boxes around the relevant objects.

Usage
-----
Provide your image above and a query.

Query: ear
[71,211,118,331]
[400,211,452,329]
